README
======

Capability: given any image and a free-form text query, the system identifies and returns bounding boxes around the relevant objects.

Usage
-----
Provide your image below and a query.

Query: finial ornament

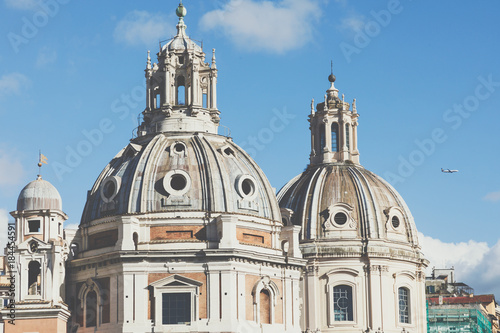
[147,50,151,70]
[212,48,216,68]
[176,1,187,18]
[311,98,315,114]
[37,150,48,177]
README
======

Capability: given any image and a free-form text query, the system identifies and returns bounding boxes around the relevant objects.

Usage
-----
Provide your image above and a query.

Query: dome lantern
[309,68,359,165]
[138,1,220,137]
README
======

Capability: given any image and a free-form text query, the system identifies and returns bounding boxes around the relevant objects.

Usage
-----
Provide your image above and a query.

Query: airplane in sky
[441,168,459,173]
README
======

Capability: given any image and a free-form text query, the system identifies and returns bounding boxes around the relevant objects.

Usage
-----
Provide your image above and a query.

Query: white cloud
[483,191,500,202]
[4,0,39,10]
[0,72,31,98]
[200,0,322,53]
[419,232,500,296]
[0,148,26,187]
[339,14,366,33]
[114,10,175,47]
[36,46,58,68]
[0,209,11,251]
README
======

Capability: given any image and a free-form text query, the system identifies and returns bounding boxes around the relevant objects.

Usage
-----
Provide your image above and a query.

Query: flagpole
[38,149,42,177]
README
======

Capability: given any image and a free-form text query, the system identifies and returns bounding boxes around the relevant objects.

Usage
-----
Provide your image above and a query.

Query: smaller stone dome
[17,176,62,211]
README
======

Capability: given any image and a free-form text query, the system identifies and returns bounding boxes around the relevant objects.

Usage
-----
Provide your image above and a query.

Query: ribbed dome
[17,176,62,211]
[81,132,280,224]
[278,163,420,246]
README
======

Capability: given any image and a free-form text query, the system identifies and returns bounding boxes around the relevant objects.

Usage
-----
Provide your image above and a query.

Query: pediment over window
[150,274,203,288]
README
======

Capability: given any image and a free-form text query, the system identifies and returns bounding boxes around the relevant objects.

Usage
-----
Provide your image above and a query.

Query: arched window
[177,76,185,105]
[86,290,97,327]
[260,289,271,324]
[398,287,410,323]
[333,285,353,321]
[331,123,339,152]
[345,124,350,150]
[28,261,41,295]
[319,125,326,152]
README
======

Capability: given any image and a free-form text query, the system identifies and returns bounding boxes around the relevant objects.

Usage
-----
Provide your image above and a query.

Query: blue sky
[1,0,499,295]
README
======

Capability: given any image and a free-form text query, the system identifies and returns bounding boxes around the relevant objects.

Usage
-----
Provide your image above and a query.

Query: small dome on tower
[17,176,62,211]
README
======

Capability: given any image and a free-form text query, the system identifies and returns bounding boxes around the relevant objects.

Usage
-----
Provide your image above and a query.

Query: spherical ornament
[176,3,187,18]
[328,74,336,82]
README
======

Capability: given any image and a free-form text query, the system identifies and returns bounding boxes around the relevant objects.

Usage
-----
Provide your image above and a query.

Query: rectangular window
[156,93,161,109]
[28,220,41,233]
[398,287,410,323]
[333,285,353,321]
[162,293,191,325]
[203,93,208,108]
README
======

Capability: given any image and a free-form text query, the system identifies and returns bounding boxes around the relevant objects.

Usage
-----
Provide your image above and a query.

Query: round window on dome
[392,216,400,228]
[170,142,187,156]
[334,212,348,225]
[236,175,258,200]
[174,143,185,153]
[100,176,121,203]
[163,170,191,196]
[170,174,187,191]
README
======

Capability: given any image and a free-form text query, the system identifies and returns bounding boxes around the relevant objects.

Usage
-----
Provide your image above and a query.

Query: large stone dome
[17,176,62,211]
[278,163,420,247]
[80,132,280,224]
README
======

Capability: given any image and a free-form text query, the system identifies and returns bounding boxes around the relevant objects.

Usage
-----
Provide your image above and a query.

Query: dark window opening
[133,232,138,251]
[170,174,187,191]
[178,56,184,64]
[103,181,116,199]
[392,216,400,228]
[334,212,347,225]
[242,179,254,196]
[333,285,353,321]
[319,126,325,152]
[223,147,234,156]
[28,261,41,295]
[331,123,339,152]
[28,220,40,233]
[174,143,185,153]
[86,290,97,327]
[345,124,350,150]
[162,293,191,325]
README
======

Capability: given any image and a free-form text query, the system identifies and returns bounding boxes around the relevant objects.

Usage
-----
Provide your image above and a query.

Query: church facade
[1,3,428,333]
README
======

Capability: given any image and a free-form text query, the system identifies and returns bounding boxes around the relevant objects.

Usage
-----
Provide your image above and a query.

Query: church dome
[17,176,62,211]
[278,163,420,246]
[81,132,280,224]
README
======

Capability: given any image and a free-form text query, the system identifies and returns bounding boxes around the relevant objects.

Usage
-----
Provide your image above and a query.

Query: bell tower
[138,1,220,136]
[2,174,70,332]
[309,70,360,165]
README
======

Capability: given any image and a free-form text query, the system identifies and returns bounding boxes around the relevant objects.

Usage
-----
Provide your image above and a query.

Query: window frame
[151,275,202,328]
[26,219,42,234]
[251,276,280,325]
[398,286,411,324]
[325,268,359,328]
[333,284,354,322]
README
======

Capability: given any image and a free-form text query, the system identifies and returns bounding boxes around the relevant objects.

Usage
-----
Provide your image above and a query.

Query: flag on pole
[38,152,48,167]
